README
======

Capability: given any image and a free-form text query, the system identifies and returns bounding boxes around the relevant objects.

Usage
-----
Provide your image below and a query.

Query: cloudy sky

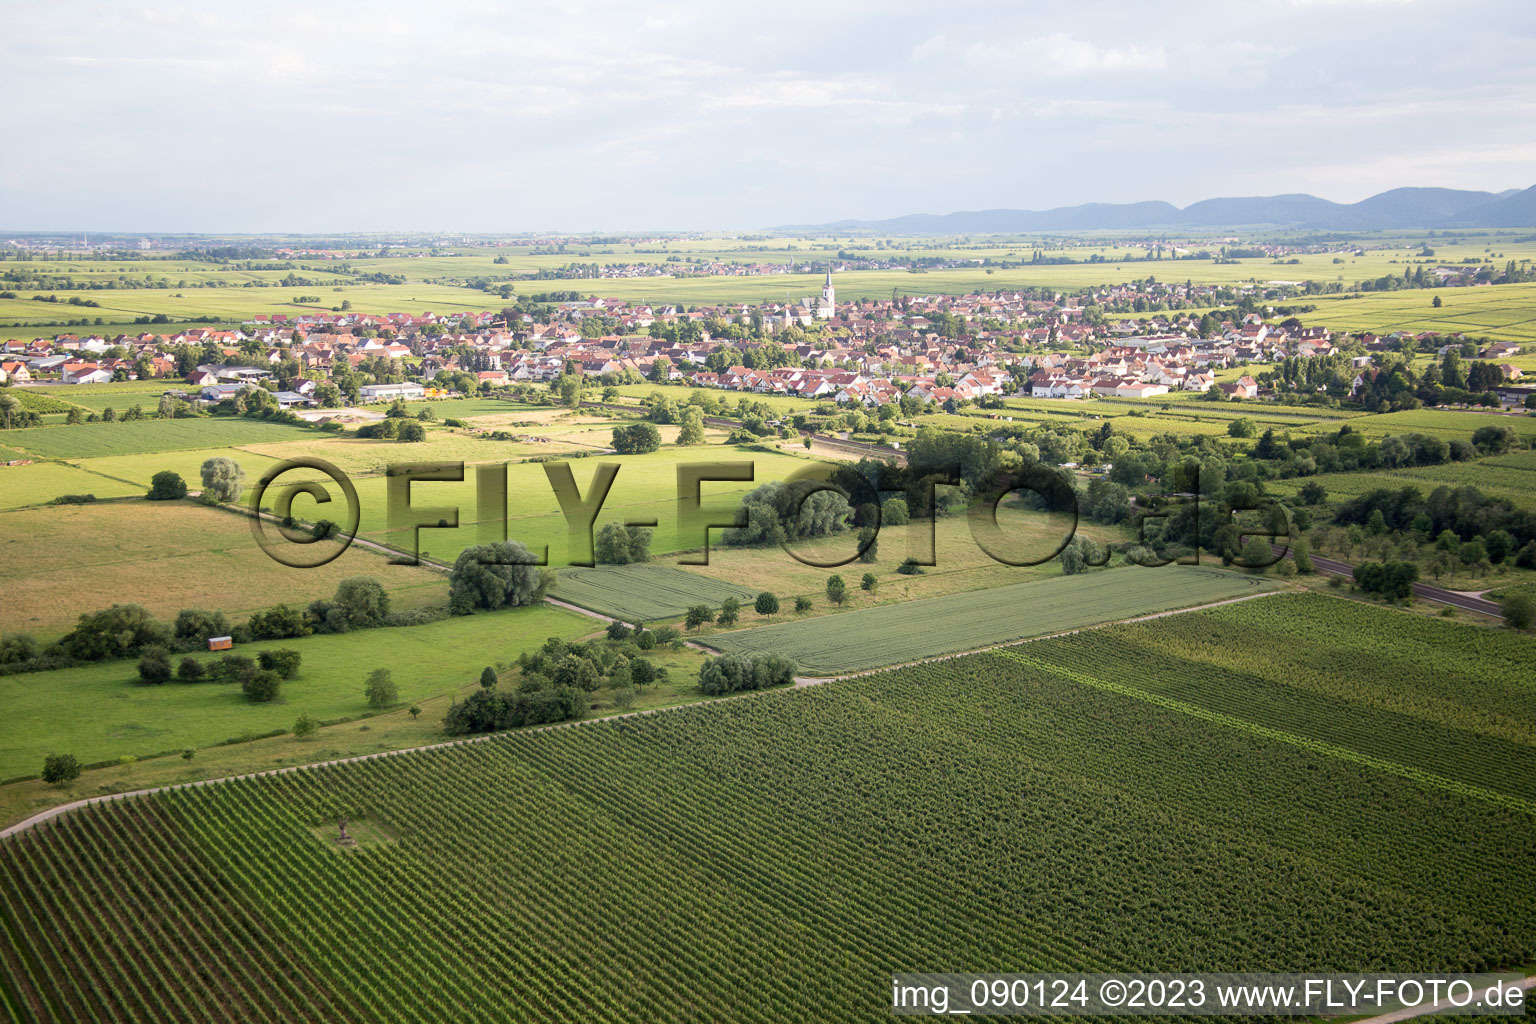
[2,0,1533,232]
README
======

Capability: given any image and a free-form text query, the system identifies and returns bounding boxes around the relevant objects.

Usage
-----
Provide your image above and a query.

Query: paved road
[1279,545,1504,617]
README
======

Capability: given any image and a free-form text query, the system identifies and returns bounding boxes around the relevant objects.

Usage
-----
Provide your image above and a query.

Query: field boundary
[0,586,1287,840]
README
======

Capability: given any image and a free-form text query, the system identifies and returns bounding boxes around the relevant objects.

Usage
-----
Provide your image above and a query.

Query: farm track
[1350,975,1536,1024]
[0,587,1290,841]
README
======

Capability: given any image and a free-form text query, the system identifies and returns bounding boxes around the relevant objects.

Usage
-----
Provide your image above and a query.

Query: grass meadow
[0,500,446,639]
[0,461,143,508]
[0,602,593,781]
[4,417,316,459]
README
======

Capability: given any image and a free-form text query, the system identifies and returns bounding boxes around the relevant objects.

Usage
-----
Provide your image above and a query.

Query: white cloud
[0,0,1530,230]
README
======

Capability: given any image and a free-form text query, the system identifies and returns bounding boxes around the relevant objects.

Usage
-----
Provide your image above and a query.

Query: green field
[706,565,1274,674]
[551,564,757,621]
[1,593,1528,1023]
[4,418,316,459]
[0,604,591,779]
[1312,408,1536,442]
[0,461,143,509]
[0,501,446,639]
[333,444,819,567]
[1299,282,1536,345]
[1268,467,1536,511]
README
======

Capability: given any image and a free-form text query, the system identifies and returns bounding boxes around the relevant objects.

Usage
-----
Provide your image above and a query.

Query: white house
[358,382,426,403]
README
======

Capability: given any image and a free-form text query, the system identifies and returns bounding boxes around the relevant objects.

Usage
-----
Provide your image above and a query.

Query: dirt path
[1347,974,1534,1024]
[0,587,1291,841]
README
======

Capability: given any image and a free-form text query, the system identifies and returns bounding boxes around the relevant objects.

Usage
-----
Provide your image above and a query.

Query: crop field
[1310,408,1536,442]
[238,431,590,477]
[1008,593,1536,802]
[1481,448,1536,472]
[1267,467,1536,510]
[341,445,819,567]
[1299,282,1536,345]
[3,418,316,459]
[705,565,1273,674]
[1,592,1529,1023]
[0,502,446,639]
[17,382,185,413]
[0,461,142,509]
[551,564,757,621]
[683,509,1129,610]
[0,604,591,780]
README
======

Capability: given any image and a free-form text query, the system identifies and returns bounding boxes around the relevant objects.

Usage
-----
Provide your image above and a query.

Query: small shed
[208,636,233,652]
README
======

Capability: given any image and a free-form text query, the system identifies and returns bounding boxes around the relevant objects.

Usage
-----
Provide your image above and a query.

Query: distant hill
[1443,184,1536,228]
[790,185,1535,233]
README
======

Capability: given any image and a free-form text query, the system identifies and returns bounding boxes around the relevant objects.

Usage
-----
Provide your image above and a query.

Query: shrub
[553,655,601,691]
[177,657,206,682]
[293,714,319,739]
[42,753,80,786]
[443,685,585,735]
[629,658,658,688]
[60,604,170,661]
[697,652,797,695]
[0,633,39,665]
[200,456,246,504]
[826,575,847,605]
[896,558,924,576]
[137,645,173,685]
[717,597,740,627]
[860,572,877,592]
[448,542,551,614]
[364,667,398,708]
[610,421,661,454]
[247,603,311,640]
[1504,595,1535,631]
[1353,561,1419,601]
[212,654,257,683]
[174,608,231,642]
[480,666,499,689]
[594,522,653,564]
[331,576,390,629]
[146,470,188,500]
[241,670,282,702]
[257,649,302,679]
[794,595,813,614]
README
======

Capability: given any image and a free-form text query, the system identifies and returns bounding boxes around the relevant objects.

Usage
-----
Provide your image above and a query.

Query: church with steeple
[815,267,835,319]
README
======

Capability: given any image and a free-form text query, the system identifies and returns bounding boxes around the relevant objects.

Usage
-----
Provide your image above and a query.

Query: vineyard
[1,593,1530,1023]
[705,565,1272,674]
[552,564,757,622]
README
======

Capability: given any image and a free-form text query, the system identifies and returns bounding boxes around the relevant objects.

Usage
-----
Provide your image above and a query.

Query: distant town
[2,272,1529,419]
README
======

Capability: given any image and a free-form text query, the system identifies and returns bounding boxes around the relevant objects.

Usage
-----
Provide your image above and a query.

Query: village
[0,272,1526,412]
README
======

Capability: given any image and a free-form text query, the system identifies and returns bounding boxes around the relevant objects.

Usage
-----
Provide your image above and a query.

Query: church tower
[817,267,835,319]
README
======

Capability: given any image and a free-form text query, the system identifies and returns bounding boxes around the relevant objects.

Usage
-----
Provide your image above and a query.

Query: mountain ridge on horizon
[784,184,1536,234]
